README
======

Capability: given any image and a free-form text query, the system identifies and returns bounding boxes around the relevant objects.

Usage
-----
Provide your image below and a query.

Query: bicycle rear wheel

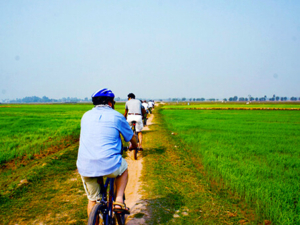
[133,149,138,160]
[133,133,139,160]
[88,203,106,225]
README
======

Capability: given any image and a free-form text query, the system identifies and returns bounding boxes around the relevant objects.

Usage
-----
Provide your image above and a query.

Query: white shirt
[142,102,148,110]
[148,101,154,107]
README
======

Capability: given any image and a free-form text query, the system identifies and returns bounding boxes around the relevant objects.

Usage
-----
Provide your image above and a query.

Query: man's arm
[124,108,128,118]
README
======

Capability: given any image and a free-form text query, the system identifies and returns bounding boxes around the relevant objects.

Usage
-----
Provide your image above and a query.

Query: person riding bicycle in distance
[76,88,137,217]
[124,93,147,150]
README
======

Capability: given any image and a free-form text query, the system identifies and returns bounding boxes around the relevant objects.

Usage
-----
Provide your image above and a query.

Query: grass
[162,102,300,109]
[2,102,298,224]
[160,107,300,224]
[0,142,87,224]
[0,103,125,164]
[0,103,127,224]
[142,107,260,224]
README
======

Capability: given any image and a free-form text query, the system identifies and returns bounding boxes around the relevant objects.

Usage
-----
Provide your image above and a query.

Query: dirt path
[124,112,154,224]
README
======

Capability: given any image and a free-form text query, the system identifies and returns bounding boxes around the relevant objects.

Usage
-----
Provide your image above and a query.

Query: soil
[124,112,154,224]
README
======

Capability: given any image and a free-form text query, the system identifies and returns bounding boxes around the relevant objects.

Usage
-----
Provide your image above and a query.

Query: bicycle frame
[89,177,125,225]
[131,121,137,133]
[96,177,115,224]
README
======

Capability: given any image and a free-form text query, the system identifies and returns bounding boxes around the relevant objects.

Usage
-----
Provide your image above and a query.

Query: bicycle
[87,175,127,225]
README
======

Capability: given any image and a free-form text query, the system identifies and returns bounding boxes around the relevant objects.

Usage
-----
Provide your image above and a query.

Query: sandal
[113,202,130,214]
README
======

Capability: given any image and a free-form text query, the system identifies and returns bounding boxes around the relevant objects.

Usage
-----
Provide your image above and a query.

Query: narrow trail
[124,112,154,224]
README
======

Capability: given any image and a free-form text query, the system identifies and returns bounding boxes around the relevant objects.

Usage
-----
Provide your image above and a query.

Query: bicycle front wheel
[88,203,106,225]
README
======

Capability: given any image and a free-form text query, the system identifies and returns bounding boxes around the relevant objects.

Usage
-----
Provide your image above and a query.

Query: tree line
[6,96,89,103]
[2,95,300,103]
[169,95,300,102]
[2,96,124,103]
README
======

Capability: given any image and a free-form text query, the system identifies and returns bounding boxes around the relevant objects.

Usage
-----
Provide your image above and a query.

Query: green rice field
[161,107,300,224]
[1,102,299,224]
[163,102,300,109]
[0,104,125,164]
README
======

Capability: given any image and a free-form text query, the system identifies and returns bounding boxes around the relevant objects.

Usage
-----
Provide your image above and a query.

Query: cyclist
[151,100,155,109]
[76,88,137,217]
[148,100,154,114]
[142,100,149,114]
[142,100,149,126]
[124,93,147,150]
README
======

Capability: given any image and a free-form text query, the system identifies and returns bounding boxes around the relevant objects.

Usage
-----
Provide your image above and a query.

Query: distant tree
[276,96,280,101]
[223,98,227,101]
[182,97,186,101]
[291,97,297,101]
[233,96,238,101]
[42,96,50,102]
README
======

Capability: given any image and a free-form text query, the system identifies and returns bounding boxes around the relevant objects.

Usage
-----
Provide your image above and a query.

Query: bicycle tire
[133,132,139,160]
[88,203,106,225]
[133,149,137,160]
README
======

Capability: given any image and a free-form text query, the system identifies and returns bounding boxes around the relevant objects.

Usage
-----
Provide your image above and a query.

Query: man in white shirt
[148,100,154,114]
[142,100,149,113]
[124,93,146,150]
[141,100,149,125]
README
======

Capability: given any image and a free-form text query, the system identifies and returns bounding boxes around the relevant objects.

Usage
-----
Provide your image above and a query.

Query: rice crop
[161,109,300,224]
[0,103,125,164]
[162,102,300,110]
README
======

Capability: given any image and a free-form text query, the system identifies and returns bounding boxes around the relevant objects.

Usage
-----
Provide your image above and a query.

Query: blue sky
[1,0,300,100]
